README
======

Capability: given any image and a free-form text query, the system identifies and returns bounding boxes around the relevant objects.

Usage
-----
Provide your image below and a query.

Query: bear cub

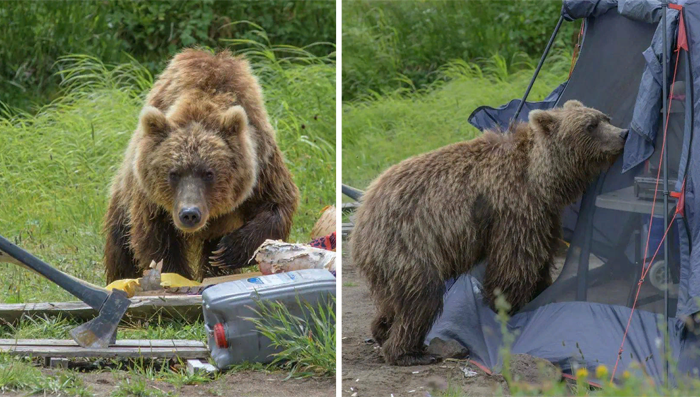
[351,100,628,366]
[104,49,299,282]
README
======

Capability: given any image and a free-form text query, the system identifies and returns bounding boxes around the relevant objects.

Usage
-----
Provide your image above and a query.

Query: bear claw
[391,353,438,366]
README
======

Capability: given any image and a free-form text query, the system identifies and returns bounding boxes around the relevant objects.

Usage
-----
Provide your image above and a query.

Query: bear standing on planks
[351,100,628,366]
[104,49,299,283]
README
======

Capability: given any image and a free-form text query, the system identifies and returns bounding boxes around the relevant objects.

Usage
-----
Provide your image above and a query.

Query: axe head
[69,289,130,348]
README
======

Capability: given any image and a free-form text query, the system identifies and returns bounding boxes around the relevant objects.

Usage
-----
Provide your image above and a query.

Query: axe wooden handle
[0,235,108,311]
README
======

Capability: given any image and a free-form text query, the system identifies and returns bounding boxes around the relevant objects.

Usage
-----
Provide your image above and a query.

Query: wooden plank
[0,339,205,348]
[0,295,203,324]
[0,345,208,359]
[0,339,208,359]
[201,272,263,286]
[341,202,359,211]
[187,359,218,376]
[49,358,69,368]
[342,223,354,237]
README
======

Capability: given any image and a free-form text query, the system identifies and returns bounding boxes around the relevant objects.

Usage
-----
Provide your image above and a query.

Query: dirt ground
[341,241,509,397]
[0,368,335,397]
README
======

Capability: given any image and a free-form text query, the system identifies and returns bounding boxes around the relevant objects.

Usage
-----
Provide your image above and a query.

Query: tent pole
[511,15,564,124]
[661,5,670,389]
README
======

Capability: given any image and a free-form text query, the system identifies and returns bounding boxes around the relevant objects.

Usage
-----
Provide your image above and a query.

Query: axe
[0,235,130,349]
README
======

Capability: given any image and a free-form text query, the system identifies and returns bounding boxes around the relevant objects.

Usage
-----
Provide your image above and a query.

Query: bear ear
[563,100,584,109]
[219,105,249,135]
[140,106,169,137]
[528,109,557,135]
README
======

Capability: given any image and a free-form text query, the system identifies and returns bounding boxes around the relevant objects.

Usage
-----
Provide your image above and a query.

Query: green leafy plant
[246,295,336,378]
[342,0,580,101]
[0,1,335,113]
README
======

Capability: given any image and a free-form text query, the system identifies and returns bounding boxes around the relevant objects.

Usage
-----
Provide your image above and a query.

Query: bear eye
[203,170,215,182]
[168,171,180,182]
[588,121,599,131]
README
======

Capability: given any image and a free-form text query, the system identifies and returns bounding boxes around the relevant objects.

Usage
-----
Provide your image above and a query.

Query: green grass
[0,1,335,114]
[247,295,336,378]
[0,354,91,396]
[111,375,172,397]
[342,0,578,101]
[342,53,571,191]
[0,37,335,388]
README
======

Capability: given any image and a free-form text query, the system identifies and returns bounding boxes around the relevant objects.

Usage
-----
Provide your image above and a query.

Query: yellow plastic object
[105,273,201,298]
[159,273,201,288]
[105,278,139,298]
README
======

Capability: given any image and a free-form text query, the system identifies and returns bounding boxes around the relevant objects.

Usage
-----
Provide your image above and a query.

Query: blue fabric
[562,0,618,21]
[562,0,664,22]
[678,0,700,319]
[427,273,691,385]
[624,7,680,172]
[467,83,567,132]
[618,0,664,23]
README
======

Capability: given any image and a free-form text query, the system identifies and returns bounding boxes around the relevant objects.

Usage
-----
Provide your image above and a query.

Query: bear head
[133,103,257,233]
[528,100,628,168]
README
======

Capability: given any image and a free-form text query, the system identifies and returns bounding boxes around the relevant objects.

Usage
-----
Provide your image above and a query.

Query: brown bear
[104,49,299,283]
[351,100,628,366]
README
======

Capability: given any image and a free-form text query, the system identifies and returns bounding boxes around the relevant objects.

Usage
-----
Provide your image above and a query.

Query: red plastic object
[213,323,228,348]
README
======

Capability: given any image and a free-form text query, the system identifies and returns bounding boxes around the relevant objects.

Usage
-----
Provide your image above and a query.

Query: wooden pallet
[341,202,360,212]
[0,295,203,324]
[0,339,209,360]
[342,222,354,237]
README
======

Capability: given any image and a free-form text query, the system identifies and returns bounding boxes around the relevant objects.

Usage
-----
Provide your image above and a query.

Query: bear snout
[178,207,203,229]
[620,129,629,140]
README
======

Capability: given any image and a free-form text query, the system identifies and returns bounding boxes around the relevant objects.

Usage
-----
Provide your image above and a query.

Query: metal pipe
[512,15,565,124]
[661,5,670,388]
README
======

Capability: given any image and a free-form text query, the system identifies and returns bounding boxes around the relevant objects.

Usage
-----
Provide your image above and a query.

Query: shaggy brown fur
[104,49,299,283]
[351,100,628,366]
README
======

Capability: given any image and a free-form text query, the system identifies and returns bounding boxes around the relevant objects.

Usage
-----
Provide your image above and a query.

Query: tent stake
[511,15,565,124]
[661,5,670,389]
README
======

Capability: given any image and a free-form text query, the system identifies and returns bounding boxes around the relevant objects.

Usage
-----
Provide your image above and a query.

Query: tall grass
[342,0,580,101]
[342,53,571,191]
[0,42,335,303]
[0,1,335,113]
[0,1,125,111]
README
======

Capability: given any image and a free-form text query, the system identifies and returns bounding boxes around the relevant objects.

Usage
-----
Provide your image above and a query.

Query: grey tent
[426,0,700,386]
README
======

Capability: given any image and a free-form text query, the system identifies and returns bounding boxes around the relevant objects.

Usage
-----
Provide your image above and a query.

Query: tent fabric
[678,0,700,319]
[561,0,663,23]
[431,0,700,385]
[466,83,567,132]
[427,273,688,383]
[624,7,680,173]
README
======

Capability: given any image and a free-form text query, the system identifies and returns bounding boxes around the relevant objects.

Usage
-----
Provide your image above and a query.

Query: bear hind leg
[381,272,444,366]
[370,305,394,346]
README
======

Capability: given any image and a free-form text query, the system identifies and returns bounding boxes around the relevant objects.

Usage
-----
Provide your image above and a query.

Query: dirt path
[341,241,508,397]
[29,368,335,397]
[82,371,336,397]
